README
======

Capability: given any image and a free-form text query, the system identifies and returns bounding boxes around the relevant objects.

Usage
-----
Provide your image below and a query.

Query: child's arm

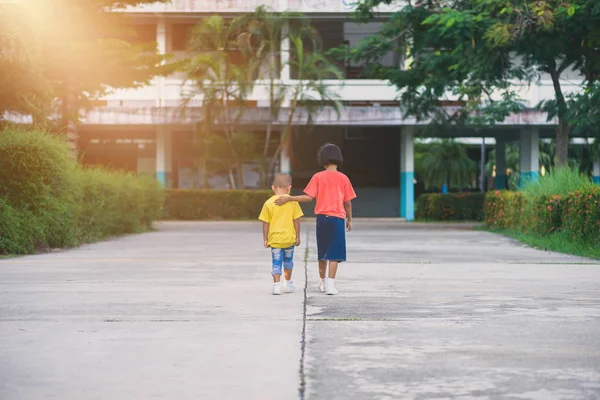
[294,218,301,246]
[262,222,269,247]
[344,201,353,232]
[274,194,313,205]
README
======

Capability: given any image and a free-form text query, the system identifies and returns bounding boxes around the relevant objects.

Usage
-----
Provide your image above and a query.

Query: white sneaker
[326,279,338,295]
[272,283,281,295]
[284,281,296,293]
[319,279,327,293]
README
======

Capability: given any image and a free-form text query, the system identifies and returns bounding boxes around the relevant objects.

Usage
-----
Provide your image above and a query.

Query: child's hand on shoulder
[274,195,291,206]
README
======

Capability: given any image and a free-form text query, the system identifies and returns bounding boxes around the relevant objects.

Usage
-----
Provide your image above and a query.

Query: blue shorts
[271,246,294,276]
[316,214,346,262]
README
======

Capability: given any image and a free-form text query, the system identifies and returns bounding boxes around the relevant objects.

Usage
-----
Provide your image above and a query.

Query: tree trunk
[549,63,569,167]
[555,121,570,167]
[228,169,236,189]
[267,93,298,175]
[236,162,244,189]
[261,123,273,188]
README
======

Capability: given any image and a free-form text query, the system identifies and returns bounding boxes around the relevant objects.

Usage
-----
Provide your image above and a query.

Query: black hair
[317,143,343,167]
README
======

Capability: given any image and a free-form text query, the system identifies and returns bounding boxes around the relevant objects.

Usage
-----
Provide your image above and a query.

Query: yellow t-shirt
[258,195,304,248]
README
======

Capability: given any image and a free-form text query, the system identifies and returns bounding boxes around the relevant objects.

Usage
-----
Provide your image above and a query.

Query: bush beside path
[0,127,164,255]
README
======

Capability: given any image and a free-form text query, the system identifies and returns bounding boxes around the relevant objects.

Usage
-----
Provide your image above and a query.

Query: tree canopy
[348,0,600,166]
[0,0,174,125]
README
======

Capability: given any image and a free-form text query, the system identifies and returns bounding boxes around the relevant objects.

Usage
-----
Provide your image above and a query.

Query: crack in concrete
[298,230,310,400]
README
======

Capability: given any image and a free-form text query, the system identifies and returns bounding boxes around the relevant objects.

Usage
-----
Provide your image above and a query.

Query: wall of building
[291,126,401,217]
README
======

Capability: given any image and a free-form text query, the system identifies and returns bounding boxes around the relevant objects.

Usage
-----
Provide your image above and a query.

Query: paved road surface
[1,222,599,399]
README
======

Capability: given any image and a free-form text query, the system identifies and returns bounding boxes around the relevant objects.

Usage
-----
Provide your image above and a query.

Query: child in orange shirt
[275,144,356,295]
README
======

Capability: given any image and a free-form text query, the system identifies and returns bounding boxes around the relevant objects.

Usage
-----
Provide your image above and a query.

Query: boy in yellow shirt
[258,173,304,295]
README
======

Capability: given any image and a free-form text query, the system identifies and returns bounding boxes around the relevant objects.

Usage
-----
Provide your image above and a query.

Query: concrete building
[77,0,597,220]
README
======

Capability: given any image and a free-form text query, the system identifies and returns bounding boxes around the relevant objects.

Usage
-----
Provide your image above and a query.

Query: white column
[280,130,291,174]
[593,159,600,185]
[519,127,540,187]
[156,17,167,108]
[280,22,290,80]
[400,126,415,221]
[156,128,172,188]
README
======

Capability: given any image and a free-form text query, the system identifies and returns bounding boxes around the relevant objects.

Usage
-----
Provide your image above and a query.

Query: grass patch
[521,166,595,197]
[489,228,600,260]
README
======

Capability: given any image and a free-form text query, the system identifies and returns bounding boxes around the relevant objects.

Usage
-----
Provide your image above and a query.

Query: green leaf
[422,15,438,25]
[435,50,441,56]
[500,7,507,14]
[568,6,575,17]
[446,18,456,28]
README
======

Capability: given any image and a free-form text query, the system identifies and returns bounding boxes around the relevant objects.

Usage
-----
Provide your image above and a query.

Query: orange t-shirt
[304,170,357,219]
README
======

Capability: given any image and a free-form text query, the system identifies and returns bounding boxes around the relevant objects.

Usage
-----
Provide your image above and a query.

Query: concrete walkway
[1,222,599,399]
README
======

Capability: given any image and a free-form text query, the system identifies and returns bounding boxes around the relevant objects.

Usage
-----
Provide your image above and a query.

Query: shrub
[0,126,78,210]
[75,169,164,242]
[0,127,164,254]
[484,191,524,229]
[0,199,44,254]
[523,194,563,235]
[485,167,600,253]
[562,187,600,247]
[164,189,272,220]
[416,192,486,221]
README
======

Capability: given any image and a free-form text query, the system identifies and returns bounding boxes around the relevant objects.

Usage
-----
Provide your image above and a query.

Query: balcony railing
[123,0,400,13]
[101,78,582,109]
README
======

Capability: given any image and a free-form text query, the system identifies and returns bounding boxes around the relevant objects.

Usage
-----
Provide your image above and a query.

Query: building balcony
[86,77,577,127]
[98,77,583,110]
[123,0,400,14]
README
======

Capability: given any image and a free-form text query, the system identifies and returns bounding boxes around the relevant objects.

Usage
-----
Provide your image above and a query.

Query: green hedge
[164,189,272,220]
[485,187,600,247]
[562,187,600,245]
[0,127,164,255]
[416,192,486,221]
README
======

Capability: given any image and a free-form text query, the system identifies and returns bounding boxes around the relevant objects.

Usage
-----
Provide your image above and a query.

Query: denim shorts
[271,246,294,276]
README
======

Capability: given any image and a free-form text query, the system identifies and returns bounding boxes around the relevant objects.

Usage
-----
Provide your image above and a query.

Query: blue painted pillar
[156,128,172,188]
[593,160,600,184]
[400,127,415,221]
[495,139,507,190]
[519,128,539,188]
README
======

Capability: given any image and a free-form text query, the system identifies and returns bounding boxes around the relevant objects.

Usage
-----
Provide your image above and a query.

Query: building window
[130,24,157,44]
[172,23,196,51]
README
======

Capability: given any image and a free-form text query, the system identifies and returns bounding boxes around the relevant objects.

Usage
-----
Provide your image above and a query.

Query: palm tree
[268,33,344,175]
[183,15,255,189]
[236,6,303,187]
[419,139,476,191]
[237,8,339,186]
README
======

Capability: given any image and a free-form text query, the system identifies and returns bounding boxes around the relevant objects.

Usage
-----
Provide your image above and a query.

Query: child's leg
[283,246,294,281]
[284,269,292,281]
[318,260,327,279]
[328,261,339,279]
[271,248,283,283]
